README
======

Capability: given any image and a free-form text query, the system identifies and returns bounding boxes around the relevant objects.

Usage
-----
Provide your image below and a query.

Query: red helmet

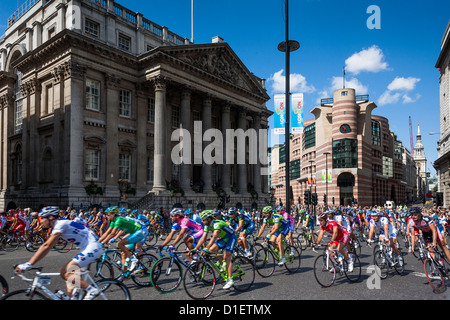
[318,212,328,220]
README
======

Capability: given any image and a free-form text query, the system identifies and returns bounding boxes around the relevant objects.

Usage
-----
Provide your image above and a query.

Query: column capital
[149,75,168,91]
[104,73,121,89]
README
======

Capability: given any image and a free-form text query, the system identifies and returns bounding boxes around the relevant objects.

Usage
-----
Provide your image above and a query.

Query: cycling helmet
[262,206,273,214]
[371,210,380,216]
[200,210,213,220]
[105,206,120,215]
[318,212,328,220]
[410,207,422,216]
[38,206,60,218]
[170,208,184,217]
[228,207,237,215]
[184,209,192,216]
[212,209,222,217]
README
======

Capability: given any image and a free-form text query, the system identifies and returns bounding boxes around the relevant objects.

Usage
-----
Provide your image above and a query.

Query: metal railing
[7,0,41,29]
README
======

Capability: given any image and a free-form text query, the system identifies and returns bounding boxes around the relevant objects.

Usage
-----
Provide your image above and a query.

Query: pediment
[156,43,269,101]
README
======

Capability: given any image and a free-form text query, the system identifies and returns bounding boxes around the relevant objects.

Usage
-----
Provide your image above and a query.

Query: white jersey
[369,216,397,239]
[334,214,351,232]
[51,218,98,249]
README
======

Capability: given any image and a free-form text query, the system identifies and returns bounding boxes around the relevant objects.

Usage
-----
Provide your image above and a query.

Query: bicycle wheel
[284,246,301,273]
[1,289,48,300]
[231,256,255,292]
[183,260,216,300]
[254,247,276,278]
[89,279,131,300]
[150,256,183,293]
[313,254,336,288]
[145,232,159,248]
[4,233,19,252]
[131,253,158,287]
[53,238,68,252]
[296,233,307,251]
[424,258,446,293]
[57,241,74,253]
[373,249,389,279]
[0,274,8,296]
[25,234,44,252]
[394,248,405,275]
[344,255,361,283]
[350,239,361,257]
[93,260,115,280]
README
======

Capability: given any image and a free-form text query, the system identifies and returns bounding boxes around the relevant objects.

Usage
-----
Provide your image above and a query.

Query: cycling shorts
[216,234,238,253]
[72,242,103,271]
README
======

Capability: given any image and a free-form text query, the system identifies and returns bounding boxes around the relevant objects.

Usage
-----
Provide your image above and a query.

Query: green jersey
[204,219,235,240]
[110,216,142,234]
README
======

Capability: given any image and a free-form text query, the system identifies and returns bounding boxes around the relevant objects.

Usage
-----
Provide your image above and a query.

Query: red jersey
[321,220,349,243]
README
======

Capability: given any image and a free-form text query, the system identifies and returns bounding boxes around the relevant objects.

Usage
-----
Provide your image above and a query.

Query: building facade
[434,19,450,208]
[0,0,272,211]
[271,87,419,208]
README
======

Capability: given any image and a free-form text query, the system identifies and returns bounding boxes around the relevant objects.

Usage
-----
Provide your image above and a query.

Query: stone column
[253,114,262,194]
[135,83,148,193]
[179,89,192,192]
[237,109,247,194]
[152,76,167,192]
[66,61,86,193]
[201,95,213,193]
[104,73,120,197]
[221,102,231,193]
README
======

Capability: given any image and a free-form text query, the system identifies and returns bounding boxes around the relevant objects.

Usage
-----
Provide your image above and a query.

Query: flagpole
[191,0,194,43]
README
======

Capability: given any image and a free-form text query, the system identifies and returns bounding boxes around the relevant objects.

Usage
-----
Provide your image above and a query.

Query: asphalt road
[1,233,449,306]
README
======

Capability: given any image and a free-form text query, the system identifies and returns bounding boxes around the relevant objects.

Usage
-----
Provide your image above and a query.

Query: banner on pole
[273,94,286,135]
[321,169,332,182]
[291,93,304,134]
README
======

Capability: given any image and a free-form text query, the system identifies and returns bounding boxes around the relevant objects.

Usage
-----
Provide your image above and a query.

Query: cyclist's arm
[256,223,266,238]
[268,222,280,238]
[17,232,61,273]
[158,229,176,250]
[194,231,209,251]
[205,230,220,250]
[315,229,325,245]
[235,220,244,233]
[171,227,187,247]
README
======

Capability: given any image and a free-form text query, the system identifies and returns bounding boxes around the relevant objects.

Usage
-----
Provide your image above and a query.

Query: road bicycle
[150,248,192,293]
[348,237,361,258]
[423,245,450,293]
[183,250,255,300]
[254,238,301,278]
[1,266,130,300]
[313,246,361,287]
[94,245,158,287]
[411,234,427,263]
[295,227,316,250]
[370,239,405,279]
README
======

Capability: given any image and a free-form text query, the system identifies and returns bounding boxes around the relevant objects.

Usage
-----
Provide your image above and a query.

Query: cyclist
[16,206,102,300]
[194,209,237,289]
[157,208,203,262]
[367,210,403,267]
[98,206,146,273]
[296,208,316,246]
[409,207,450,262]
[256,206,290,266]
[314,211,354,272]
[279,206,296,255]
[228,207,255,258]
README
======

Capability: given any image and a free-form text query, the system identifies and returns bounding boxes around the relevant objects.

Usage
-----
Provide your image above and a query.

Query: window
[172,105,180,128]
[14,69,23,134]
[371,120,381,146]
[86,79,100,111]
[290,159,301,180]
[85,19,99,38]
[303,123,316,150]
[147,98,155,123]
[383,156,393,178]
[394,141,403,160]
[118,34,131,51]
[332,139,357,169]
[279,146,286,164]
[85,150,100,181]
[119,154,131,180]
[341,91,348,96]
[48,27,56,39]
[119,90,131,117]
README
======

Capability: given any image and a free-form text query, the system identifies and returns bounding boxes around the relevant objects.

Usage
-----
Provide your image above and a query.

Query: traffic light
[304,191,311,205]
[312,193,318,206]
[323,194,327,205]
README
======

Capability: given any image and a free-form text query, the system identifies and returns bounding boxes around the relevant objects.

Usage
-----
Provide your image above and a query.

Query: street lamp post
[309,160,314,215]
[278,0,299,213]
[324,152,330,209]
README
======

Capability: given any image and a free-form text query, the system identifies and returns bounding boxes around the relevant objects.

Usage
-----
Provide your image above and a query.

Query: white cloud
[387,77,420,91]
[268,69,316,94]
[377,77,421,106]
[331,76,368,95]
[345,45,389,75]
[378,91,401,106]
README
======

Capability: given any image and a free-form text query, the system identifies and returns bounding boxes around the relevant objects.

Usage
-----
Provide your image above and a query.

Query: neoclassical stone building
[0,0,272,211]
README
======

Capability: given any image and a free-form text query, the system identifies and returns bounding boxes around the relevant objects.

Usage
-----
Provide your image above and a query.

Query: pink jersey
[172,217,203,238]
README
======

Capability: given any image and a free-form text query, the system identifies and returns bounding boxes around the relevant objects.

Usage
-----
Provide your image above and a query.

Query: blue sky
[0,0,448,174]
